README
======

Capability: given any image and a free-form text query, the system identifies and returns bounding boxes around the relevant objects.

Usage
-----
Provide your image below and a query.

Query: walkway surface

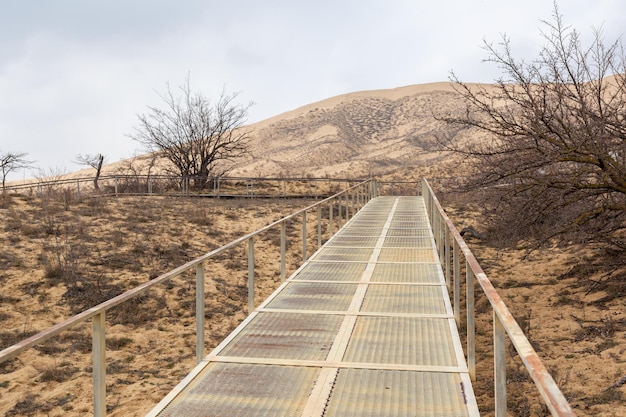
[147,196,480,417]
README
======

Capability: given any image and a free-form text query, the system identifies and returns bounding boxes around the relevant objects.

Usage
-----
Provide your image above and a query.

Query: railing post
[196,263,205,364]
[467,265,476,381]
[338,195,343,229]
[317,206,322,249]
[350,189,355,217]
[494,312,507,417]
[444,223,450,288]
[438,213,445,262]
[248,237,255,313]
[280,222,287,282]
[92,312,106,417]
[329,200,334,237]
[446,239,461,291]
[302,211,307,262]
[453,240,460,326]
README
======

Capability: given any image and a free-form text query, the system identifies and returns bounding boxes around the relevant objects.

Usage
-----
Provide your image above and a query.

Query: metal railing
[422,179,575,416]
[2,174,367,199]
[0,178,379,416]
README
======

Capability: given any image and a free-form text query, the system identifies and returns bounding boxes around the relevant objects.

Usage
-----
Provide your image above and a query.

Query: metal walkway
[147,196,480,417]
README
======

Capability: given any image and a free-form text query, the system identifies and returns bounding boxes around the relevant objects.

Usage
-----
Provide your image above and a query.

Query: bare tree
[1,151,33,193]
[74,153,106,191]
[130,77,253,188]
[439,4,626,248]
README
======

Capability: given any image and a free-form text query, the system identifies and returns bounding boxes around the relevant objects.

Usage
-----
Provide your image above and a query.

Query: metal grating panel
[382,237,432,248]
[328,236,380,247]
[343,317,458,366]
[360,285,448,315]
[378,248,437,263]
[389,221,431,229]
[293,262,368,281]
[312,247,374,262]
[386,228,431,237]
[324,369,469,417]
[335,227,384,237]
[370,263,443,283]
[391,214,429,222]
[218,312,343,360]
[157,363,319,417]
[266,282,357,311]
[356,214,392,221]
[347,220,388,228]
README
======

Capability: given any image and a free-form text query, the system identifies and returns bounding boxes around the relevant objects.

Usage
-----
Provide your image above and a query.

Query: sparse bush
[106,336,134,350]
[39,362,79,383]
[440,5,626,252]
[6,394,49,417]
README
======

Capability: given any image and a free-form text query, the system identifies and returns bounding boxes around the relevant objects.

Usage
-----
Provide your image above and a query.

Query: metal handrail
[2,174,366,197]
[422,178,576,416]
[0,178,379,416]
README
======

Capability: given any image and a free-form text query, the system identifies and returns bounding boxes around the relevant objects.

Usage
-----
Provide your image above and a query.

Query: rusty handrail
[422,178,576,417]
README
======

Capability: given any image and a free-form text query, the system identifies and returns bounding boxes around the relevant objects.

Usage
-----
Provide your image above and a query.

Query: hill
[233,82,464,178]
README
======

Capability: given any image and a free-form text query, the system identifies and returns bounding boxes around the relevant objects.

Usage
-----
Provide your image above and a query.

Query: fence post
[302,211,307,262]
[248,237,255,313]
[444,223,451,289]
[114,176,118,196]
[467,265,476,381]
[317,206,322,249]
[446,239,461,291]
[350,189,355,218]
[280,222,287,282]
[329,200,334,237]
[76,180,81,199]
[452,247,458,327]
[92,312,106,417]
[494,312,507,416]
[196,263,205,364]
[338,196,343,229]
[438,213,445,263]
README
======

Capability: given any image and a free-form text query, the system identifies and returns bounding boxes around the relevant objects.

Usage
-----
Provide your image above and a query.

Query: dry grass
[443,199,626,417]
[0,192,323,416]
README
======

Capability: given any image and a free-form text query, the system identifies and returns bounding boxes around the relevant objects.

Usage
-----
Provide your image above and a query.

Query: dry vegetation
[0,190,327,416]
[441,194,626,417]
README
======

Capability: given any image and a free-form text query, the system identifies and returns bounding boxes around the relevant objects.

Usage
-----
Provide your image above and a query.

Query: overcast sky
[1,1,625,179]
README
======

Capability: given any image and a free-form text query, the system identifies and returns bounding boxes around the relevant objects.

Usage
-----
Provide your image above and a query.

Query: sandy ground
[0,192,330,416]
[442,200,626,416]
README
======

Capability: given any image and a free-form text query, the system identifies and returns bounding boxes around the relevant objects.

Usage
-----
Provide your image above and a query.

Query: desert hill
[14,82,469,184]
[232,82,465,178]
[51,82,467,183]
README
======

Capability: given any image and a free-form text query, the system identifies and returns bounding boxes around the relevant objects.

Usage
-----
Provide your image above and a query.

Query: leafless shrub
[439,5,626,255]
